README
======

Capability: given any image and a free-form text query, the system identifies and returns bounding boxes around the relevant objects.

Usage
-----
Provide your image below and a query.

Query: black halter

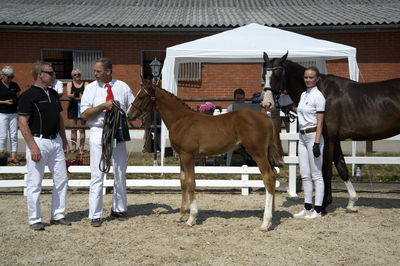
[264,65,296,123]
[264,66,285,108]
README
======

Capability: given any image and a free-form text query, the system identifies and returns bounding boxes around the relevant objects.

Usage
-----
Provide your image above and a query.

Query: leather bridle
[130,86,156,119]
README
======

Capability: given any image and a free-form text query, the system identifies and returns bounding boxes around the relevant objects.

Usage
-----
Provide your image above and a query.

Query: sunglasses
[6,75,14,79]
[72,73,81,77]
[41,70,55,76]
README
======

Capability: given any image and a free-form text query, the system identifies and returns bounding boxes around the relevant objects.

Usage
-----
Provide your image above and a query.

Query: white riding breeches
[298,132,325,206]
[26,136,68,225]
[0,113,18,152]
[88,128,127,219]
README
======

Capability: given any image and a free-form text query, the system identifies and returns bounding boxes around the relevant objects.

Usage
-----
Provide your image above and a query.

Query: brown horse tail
[268,122,284,171]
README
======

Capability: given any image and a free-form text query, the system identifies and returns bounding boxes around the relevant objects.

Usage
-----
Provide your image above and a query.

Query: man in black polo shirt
[18,61,71,231]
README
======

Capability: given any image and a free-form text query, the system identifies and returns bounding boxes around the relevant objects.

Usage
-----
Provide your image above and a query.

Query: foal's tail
[268,123,284,172]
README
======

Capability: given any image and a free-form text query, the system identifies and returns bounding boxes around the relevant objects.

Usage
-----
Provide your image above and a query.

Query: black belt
[32,133,58,139]
[299,127,317,134]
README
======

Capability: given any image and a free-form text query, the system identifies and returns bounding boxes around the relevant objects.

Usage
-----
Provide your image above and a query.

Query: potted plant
[199,102,216,115]
[0,150,10,166]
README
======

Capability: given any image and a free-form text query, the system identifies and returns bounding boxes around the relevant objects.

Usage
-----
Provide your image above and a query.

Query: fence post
[24,173,27,196]
[287,118,298,198]
[241,165,249,196]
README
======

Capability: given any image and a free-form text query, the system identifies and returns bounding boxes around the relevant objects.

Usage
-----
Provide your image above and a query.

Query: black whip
[99,101,125,173]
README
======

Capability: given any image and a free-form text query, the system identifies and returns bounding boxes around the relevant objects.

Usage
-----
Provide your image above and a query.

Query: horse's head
[262,51,288,109]
[263,51,288,95]
[127,78,156,121]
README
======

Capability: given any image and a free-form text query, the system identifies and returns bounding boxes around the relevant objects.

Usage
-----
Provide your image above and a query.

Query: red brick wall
[1,29,399,113]
[179,63,263,109]
[312,31,400,81]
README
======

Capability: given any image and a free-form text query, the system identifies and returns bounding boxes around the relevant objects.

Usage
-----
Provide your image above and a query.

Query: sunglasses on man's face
[41,70,55,76]
[6,75,14,79]
[72,73,81,77]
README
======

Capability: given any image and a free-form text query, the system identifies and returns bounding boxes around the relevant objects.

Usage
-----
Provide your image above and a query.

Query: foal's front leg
[179,154,198,226]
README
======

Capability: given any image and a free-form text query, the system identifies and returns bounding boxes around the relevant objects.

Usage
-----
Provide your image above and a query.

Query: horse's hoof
[260,222,271,232]
[185,220,195,227]
[176,216,187,223]
[345,208,358,213]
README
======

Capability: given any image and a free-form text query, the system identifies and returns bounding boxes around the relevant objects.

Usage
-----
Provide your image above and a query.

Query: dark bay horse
[263,51,400,213]
[127,79,283,231]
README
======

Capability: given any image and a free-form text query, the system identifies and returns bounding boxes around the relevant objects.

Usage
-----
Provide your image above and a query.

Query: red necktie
[105,83,114,101]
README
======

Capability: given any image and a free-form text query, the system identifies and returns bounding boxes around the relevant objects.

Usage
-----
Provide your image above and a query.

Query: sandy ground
[0,187,399,266]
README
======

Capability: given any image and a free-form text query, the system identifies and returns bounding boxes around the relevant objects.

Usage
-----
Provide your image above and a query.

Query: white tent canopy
[160,23,359,164]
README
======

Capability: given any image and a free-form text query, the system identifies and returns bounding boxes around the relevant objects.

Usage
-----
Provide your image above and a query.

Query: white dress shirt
[80,79,134,128]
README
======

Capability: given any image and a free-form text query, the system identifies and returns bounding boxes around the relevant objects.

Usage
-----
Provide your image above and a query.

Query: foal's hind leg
[179,153,198,226]
[333,142,358,212]
[248,149,276,231]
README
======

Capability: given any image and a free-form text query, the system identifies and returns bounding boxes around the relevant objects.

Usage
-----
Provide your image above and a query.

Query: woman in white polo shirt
[293,66,326,219]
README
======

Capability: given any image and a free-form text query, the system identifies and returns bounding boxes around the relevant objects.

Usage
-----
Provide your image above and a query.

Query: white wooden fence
[0,116,399,197]
[0,165,279,196]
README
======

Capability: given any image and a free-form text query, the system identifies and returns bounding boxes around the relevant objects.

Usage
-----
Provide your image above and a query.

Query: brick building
[1,0,399,114]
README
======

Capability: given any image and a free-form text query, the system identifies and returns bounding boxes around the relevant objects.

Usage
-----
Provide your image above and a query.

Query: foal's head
[127,79,156,121]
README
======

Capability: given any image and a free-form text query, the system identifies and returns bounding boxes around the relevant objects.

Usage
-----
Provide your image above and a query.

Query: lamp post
[150,57,162,85]
[149,58,162,166]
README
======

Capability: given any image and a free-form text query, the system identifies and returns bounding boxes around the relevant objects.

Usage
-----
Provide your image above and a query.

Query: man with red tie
[81,58,134,227]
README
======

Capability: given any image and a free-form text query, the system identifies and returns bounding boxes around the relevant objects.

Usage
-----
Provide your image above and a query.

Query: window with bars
[178,62,201,82]
[41,49,103,80]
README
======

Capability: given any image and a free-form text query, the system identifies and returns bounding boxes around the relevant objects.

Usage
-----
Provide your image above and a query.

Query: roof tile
[0,0,399,28]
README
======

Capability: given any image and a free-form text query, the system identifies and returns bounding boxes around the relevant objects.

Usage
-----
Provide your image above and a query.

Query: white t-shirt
[51,80,64,95]
[80,79,134,128]
[297,86,325,130]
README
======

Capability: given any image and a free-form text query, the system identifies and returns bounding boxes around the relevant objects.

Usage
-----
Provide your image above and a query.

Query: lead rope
[99,101,124,173]
[276,67,297,123]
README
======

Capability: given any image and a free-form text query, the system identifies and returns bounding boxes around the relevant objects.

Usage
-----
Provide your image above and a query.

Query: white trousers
[298,132,325,206]
[0,113,18,152]
[88,128,127,219]
[26,136,68,225]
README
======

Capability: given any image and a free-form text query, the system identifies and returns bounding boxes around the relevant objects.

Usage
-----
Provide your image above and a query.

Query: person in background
[80,58,134,227]
[226,88,253,166]
[50,73,64,97]
[0,66,21,164]
[18,61,70,231]
[292,66,325,219]
[226,88,245,112]
[66,69,88,153]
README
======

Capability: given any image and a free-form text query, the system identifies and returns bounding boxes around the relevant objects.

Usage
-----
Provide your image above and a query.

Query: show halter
[99,100,130,173]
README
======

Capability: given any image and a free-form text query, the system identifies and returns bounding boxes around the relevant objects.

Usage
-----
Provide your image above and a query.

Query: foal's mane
[156,86,196,113]
[283,60,305,75]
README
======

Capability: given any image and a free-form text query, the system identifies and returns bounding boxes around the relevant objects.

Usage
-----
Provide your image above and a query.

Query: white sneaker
[293,208,312,218]
[304,210,322,219]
